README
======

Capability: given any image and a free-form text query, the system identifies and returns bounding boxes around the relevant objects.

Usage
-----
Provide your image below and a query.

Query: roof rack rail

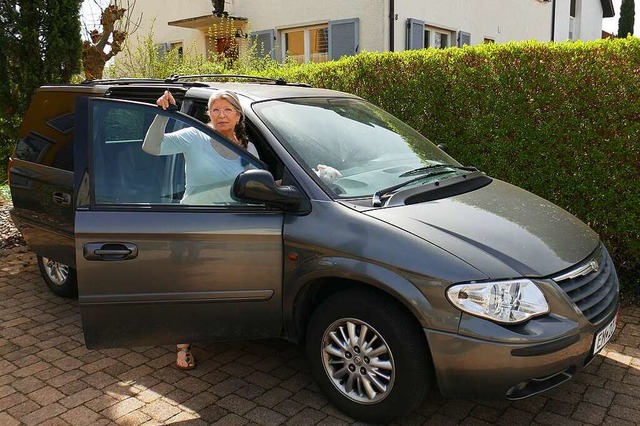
[81,78,166,85]
[165,74,289,85]
[80,78,209,87]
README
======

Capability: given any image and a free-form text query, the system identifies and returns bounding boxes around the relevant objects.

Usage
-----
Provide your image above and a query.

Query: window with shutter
[407,18,425,50]
[458,31,471,47]
[250,30,275,60]
[328,18,359,61]
[281,25,329,64]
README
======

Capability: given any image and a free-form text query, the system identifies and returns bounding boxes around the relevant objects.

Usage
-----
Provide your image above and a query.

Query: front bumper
[425,300,618,400]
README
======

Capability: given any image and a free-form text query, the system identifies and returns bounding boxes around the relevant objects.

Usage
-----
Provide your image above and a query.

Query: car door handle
[52,191,71,206]
[84,243,138,261]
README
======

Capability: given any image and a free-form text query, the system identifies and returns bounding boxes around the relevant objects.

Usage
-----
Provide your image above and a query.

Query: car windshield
[253,97,464,198]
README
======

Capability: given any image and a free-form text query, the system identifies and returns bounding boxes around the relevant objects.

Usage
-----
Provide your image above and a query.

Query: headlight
[446,279,549,324]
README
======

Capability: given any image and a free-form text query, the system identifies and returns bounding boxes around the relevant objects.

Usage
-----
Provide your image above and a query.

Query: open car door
[73,97,284,348]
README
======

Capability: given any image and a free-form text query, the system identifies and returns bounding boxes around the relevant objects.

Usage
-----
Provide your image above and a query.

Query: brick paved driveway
[1,247,639,426]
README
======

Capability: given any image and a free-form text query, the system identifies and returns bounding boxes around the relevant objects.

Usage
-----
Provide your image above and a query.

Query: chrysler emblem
[589,259,600,273]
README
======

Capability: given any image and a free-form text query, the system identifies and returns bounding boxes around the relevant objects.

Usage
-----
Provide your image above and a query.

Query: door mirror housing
[233,169,304,211]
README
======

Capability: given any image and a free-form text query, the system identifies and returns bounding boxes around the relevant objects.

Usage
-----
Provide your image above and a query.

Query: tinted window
[14,133,50,163]
[91,100,263,206]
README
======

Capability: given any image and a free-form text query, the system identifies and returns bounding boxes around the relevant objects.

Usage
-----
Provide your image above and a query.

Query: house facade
[127,0,614,64]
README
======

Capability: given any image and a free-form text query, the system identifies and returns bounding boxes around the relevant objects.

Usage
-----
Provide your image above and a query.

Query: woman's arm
[142,115,170,155]
[143,90,177,156]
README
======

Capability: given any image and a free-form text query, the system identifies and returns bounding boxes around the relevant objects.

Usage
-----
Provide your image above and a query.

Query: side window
[90,101,263,207]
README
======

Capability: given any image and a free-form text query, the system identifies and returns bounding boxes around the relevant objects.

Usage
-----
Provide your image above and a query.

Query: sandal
[176,344,196,370]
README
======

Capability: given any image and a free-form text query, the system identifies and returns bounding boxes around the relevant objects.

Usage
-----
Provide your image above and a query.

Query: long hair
[207,90,249,150]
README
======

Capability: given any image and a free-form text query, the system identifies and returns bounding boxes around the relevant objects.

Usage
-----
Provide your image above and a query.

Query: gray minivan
[8,77,619,423]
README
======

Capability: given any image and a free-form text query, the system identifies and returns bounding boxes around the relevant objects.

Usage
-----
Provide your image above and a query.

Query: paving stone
[173,375,210,394]
[245,406,287,426]
[608,403,640,421]
[497,408,535,426]
[571,401,607,424]
[211,413,249,425]
[102,397,146,420]
[141,398,182,421]
[286,407,327,425]
[60,387,103,408]
[20,402,66,426]
[274,398,306,417]
[217,393,257,415]
[27,385,65,406]
[181,390,219,412]
[7,399,42,419]
[13,375,47,393]
[534,411,581,426]
[211,377,247,397]
[114,409,151,425]
[0,412,20,426]
[58,377,91,396]
[61,405,104,425]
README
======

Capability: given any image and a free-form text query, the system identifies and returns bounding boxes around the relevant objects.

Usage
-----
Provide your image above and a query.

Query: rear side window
[17,91,82,171]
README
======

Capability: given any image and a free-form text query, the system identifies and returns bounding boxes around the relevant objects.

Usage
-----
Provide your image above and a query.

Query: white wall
[554,0,572,41]
[234,0,386,57]
[553,0,605,41]
[395,0,553,49]
[126,0,606,62]
[579,0,606,40]
[126,0,215,56]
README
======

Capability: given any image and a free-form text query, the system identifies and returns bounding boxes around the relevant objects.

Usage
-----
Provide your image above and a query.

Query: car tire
[37,255,78,298]
[305,288,431,423]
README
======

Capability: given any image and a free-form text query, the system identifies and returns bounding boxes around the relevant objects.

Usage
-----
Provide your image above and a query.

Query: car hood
[364,179,599,278]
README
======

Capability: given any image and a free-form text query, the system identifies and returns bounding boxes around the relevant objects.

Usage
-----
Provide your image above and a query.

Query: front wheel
[37,255,78,298]
[306,289,432,423]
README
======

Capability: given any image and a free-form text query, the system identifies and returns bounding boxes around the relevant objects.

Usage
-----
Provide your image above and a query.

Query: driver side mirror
[233,169,304,212]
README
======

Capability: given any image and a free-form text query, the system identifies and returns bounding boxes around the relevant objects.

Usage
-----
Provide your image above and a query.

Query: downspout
[551,0,556,41]
[389,0,395,51]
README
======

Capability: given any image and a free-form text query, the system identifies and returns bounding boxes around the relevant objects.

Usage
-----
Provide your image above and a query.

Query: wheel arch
[284,258,435,346]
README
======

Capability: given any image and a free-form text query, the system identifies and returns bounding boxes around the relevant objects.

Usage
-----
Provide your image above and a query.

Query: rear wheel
[37,255,78,298]
[305,288,431,423]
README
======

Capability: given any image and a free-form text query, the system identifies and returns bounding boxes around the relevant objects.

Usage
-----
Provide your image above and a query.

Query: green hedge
[260,38,640,294]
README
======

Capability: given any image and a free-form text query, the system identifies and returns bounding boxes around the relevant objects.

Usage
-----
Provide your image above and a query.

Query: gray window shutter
[250,29,275,59]
[458,31,471,47]
[328,18,359,60]
[156,42,170,57]
[407,18,425,50]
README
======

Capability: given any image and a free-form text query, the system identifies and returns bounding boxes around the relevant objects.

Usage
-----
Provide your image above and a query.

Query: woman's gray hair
[207,90,249,149]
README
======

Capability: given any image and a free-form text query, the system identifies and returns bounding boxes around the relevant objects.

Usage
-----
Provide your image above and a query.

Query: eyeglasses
[209,107,237,117]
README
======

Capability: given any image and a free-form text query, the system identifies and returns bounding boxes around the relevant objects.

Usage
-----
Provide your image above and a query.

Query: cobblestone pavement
[1,247,639,425]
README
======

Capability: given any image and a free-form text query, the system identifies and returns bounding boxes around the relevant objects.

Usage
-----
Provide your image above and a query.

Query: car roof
[185,82,360,102]
[39,80,361,102]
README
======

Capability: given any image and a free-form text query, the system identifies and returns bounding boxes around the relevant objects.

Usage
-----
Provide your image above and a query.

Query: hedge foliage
[258,38,640,293]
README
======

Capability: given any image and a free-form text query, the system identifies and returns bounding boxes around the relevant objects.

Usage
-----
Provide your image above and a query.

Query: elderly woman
[143,89,258,369]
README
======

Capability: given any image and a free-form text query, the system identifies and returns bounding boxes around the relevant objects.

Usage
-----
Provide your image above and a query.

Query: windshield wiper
[399,164,477,178]
[372,170,454,207]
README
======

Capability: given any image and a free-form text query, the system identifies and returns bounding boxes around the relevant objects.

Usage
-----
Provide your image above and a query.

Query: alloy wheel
[42,257,69,286]
[321,318,395,404]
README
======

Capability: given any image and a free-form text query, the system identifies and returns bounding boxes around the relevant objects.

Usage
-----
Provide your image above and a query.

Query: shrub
[258,38,640,294]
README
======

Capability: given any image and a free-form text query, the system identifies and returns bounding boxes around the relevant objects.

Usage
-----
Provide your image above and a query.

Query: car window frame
[82,97,273,212]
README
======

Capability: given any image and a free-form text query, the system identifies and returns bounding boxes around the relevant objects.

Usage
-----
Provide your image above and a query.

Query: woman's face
[208,99,241,136]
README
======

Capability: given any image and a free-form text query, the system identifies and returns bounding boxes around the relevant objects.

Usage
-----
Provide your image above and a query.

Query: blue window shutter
[458,31,471,47]
[328,18,359,60]
[250,29,276,60]
[407,18,425,50]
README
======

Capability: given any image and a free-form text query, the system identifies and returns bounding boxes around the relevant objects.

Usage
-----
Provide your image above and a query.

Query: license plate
[593,316,617,356]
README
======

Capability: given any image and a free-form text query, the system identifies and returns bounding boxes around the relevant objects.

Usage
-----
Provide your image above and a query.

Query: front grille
[553,246,618,324]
